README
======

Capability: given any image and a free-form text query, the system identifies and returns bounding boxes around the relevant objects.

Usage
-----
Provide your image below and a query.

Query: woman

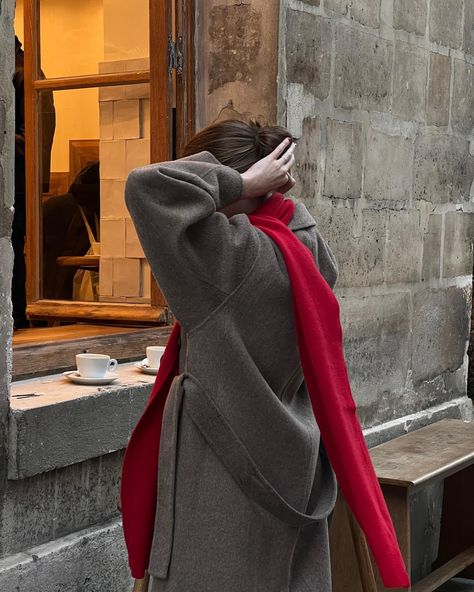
[121,120,409,591]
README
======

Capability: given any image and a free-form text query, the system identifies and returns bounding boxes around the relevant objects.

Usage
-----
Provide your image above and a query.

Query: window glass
[40,84,151,302]
[14,0,149,79]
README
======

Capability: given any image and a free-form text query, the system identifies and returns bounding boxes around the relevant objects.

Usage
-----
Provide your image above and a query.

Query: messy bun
[181,120,294,173]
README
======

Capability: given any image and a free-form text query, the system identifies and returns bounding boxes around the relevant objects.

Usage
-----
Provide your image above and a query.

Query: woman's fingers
[281,151,296,172]
[277,141,296,164]
[240,139,297,199]
[269,137,292,160]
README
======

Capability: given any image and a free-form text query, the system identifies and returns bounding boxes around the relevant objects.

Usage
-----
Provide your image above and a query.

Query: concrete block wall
[98,58,151,303]
[279,0,474,434]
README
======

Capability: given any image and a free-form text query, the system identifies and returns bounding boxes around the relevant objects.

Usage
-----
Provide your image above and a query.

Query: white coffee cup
[76,353,118,378]
[146,346,166,369]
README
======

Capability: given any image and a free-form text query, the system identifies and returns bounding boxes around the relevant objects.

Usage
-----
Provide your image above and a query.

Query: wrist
[240,171,258,200]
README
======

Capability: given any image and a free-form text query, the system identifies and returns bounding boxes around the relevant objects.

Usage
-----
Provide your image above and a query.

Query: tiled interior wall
[98,58,151,303]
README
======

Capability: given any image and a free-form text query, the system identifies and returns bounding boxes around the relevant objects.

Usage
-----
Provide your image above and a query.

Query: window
[15,0,194,326]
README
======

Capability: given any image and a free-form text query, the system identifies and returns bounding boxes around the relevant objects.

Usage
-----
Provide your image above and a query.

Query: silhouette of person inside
[12,35,55,328]
[42,162,100,300]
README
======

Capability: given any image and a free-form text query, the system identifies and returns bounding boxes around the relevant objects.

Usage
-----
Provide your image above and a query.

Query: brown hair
[181,120,294,173]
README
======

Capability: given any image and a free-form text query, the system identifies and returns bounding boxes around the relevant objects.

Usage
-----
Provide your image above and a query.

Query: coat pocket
[184,374,337,528]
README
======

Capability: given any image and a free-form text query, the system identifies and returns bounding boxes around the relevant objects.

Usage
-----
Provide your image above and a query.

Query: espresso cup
[76,353,118,378]
[146,346,166,369]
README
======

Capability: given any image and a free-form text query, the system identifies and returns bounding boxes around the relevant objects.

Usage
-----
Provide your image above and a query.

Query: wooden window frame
[22,0,195,326]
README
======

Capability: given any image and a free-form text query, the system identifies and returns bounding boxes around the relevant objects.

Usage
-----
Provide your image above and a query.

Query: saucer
[134,359,159,375]
[62,371,119,385]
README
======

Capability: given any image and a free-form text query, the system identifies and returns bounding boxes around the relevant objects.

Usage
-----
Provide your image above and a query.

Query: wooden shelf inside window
[26,300,168,324]
[13,323,172,380]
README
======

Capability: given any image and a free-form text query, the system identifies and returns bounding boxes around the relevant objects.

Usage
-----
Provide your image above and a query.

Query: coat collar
[288,202,316,231]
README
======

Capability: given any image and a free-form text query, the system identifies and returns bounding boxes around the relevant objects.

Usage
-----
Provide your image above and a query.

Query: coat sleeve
[125,152,261,330]
[294,226,339,289]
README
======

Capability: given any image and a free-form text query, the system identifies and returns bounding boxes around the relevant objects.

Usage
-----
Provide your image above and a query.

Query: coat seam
[187,233,262,336]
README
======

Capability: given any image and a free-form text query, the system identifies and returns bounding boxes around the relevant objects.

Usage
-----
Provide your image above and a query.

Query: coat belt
[149,373,337,579]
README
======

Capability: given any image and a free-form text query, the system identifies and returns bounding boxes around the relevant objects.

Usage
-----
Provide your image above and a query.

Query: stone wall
[195,0,280,127]
[0,0,14,516]
[280,0,474,437]
[1,0,473,589]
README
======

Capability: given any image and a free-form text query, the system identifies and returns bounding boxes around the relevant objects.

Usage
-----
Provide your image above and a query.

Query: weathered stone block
[324,119,363,199]
[426,53,451,127]
[393,0,427,35]
[334,24,393,111]
[325,0,349,14]
[364,401,473,448]
[443,212,474,277]
[451,59,474,135]
[1,453,123,556]
[412,287,470,383]
[208,5,262,93]
[385,210,422,284]
[294,117,321,206]
[8,382,149,480]
[421,214,442,281]
[0,469,56,557]
[413,133,474,203]
[429,0,463,49]
[301,0,320,5]
[53,453,122,542]
[0,99,5,154]
[0,520,132,592]
[464,0,474,55]
[365,128,413,202]
[393,42,427,123]
[0,203,13,240]
[340,292,411,426]
[0,237,12,398]
[286,10,332,101]
[313,205,386,287]
[351,0,380,28]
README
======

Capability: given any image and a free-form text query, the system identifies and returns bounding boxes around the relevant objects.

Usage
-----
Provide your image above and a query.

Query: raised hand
[240,137,297,200]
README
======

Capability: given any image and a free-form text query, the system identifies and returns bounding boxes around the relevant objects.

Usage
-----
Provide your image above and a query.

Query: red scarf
[121,194,410,588]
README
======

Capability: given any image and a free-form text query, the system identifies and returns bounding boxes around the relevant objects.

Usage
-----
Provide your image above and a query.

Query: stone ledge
[364,396,473,448]
[8,363,473,479]
[8,364,154,479]
[0,518,132,592]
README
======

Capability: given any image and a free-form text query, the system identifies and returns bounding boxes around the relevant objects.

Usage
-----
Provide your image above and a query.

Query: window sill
[12,324,172,380]
[8,363,155,480]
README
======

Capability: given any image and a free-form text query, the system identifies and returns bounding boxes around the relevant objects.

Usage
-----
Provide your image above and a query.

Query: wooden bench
[330,419,474,592]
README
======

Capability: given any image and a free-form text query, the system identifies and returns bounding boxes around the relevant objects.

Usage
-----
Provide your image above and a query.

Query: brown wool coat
[125,152,339,592]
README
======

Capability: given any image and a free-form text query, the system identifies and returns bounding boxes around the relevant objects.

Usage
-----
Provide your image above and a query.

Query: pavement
[437,579,474,591]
